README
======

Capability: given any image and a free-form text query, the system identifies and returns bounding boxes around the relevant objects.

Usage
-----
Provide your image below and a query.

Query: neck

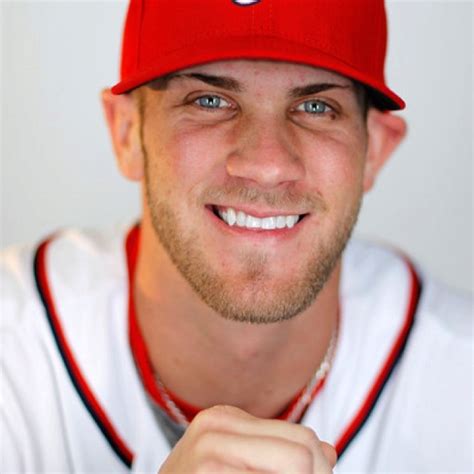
[134,216,340,419]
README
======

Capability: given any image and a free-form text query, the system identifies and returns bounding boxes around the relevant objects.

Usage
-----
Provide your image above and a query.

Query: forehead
[171,59,353,89]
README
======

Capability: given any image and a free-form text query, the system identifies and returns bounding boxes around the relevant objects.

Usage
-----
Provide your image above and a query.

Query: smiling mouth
[210,205,308,230]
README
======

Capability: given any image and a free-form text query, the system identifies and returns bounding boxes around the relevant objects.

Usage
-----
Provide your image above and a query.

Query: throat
[134,290,339,420]
[149,318,338,424]
[132,220,342,421]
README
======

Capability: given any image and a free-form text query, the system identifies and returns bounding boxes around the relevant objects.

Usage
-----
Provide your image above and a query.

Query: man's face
[138,60,368,324]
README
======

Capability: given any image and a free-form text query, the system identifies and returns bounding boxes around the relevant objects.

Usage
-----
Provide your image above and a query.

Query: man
[1,0,471,472]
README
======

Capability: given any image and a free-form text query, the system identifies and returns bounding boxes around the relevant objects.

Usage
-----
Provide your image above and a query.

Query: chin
[175,247,339,325]
[146,181,361,325]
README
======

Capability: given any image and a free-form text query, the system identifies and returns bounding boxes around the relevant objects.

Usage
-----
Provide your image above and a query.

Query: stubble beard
[144,156,362,325]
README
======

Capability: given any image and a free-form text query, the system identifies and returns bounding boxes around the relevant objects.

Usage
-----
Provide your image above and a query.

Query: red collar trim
[34,226,421,466]
[126,224,420,455]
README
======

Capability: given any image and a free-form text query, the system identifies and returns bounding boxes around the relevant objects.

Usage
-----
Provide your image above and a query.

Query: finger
[196,406,321,446]
[194,430,323,473]
[194,458,263,474]
[320,442,338,468]
[195,406,329,463]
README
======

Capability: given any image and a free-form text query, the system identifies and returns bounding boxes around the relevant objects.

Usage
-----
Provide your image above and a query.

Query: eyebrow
[147,72,242,92]
[289,83,351,98]
[147,72,351,97]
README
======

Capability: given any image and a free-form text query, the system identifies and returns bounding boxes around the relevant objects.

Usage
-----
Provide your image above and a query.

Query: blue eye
[195,95,230,109]
[297,100,331,114]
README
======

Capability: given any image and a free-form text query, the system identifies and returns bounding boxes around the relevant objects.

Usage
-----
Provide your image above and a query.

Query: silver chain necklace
[154,325,338,428]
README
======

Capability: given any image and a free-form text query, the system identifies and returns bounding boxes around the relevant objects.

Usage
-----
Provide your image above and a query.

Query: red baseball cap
[111,0,405,110]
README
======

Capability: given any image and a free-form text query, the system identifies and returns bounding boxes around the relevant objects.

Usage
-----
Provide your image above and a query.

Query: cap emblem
[232,0,261,5]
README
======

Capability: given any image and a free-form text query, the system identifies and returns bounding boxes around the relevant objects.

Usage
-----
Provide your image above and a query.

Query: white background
[1,1,472,293]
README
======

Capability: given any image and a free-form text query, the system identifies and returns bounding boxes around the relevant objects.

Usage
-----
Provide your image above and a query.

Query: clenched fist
[159,405,337,473]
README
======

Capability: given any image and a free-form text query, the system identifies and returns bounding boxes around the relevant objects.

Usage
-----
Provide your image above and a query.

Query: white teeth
[286,215,298,228]
[236,211,246,226]
[227,208,236,226]
[276,216,286,229]
[247,216,260,228]
[217,207,300,230]
[262,217,276,230]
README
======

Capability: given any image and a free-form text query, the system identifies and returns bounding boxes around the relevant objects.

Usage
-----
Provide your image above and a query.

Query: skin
[102,59,406,473]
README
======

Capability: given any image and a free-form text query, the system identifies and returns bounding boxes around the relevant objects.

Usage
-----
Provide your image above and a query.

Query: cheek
[300,131,366,204]
[147,122,233,196]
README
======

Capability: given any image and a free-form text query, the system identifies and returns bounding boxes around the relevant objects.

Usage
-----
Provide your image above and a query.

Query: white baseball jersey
[1,224,472,473]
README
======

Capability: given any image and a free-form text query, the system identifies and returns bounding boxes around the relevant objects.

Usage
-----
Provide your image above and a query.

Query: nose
[226,117,305,188]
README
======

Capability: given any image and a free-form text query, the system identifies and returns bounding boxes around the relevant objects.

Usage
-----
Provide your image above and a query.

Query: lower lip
[205,207,306,240]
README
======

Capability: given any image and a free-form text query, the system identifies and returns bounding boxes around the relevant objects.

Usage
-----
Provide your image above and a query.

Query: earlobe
[101,88,144,182]
[363,109,407,192]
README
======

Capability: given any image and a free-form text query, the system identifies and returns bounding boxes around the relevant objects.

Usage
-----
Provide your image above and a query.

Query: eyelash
[294,99,335,116]
[193,95,233,111]
[191,94,337,118]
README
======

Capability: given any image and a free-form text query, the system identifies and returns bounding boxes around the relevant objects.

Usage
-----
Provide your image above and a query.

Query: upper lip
[210,204,309,218]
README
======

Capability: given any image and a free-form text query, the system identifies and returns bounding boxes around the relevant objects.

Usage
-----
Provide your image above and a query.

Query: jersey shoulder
[0,225,133,472]
[342,239,472,472]
[420,272,472,340]
[344,238,472,339]
[1,239,41,329]
[1,226,129,323]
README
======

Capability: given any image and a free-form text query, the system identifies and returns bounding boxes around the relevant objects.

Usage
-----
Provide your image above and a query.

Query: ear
[101,88,144,181]
[363,109,407,192]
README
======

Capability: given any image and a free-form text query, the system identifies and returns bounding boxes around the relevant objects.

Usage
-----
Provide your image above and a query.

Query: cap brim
[111,35,405,110]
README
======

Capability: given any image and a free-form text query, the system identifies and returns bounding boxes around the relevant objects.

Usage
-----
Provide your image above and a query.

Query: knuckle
[292,444,313,472]
[191,409,212,432]
[191,405,237,433]
[207,404,243,417]
[299,426,319,445]
[190,407,220,434]
[192,430,220,458]
[196,405,230,420]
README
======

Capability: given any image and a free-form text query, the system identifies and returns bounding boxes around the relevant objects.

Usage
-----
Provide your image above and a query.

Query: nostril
[225,145,305,187]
